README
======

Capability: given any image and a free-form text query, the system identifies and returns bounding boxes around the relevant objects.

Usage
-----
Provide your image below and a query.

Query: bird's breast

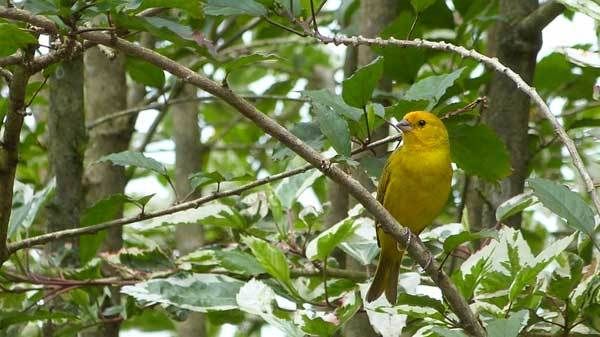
[382,149,452,233]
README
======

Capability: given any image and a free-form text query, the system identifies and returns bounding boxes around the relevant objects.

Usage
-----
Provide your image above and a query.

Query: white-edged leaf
[121,273,244,312]
[496,191,538,222]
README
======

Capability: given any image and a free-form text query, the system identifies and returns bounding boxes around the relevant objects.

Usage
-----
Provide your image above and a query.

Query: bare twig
[87,94,308,129]
[8,133,401,254]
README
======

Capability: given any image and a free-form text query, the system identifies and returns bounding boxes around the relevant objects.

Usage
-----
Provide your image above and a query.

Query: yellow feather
[366,111,453,304]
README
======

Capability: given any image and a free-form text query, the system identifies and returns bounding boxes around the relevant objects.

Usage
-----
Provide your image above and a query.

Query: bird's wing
[374,158,392,248]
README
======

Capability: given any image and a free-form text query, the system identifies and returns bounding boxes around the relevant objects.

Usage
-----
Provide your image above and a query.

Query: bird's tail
[366,250,403,304]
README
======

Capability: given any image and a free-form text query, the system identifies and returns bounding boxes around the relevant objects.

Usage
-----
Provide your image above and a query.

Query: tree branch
[7,133,401,253]
[518,1,565,36]
[86,94,308,129]
[0,65,30,262]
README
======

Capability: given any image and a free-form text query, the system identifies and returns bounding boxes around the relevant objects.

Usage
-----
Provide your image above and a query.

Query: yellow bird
[366,111,453,304]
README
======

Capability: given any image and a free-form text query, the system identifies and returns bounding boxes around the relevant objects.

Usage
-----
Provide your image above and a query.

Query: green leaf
[0,310,77,329]
[528,178,596,237]
[306,219,358,261]
[508,234,575,301]
[98,151,167,175]
[119,247,175,272]
[21,0,58,15]
[127,0,203,18]
[204,0,267,16]
[403,67,465,110]
[214,249,266,275]
[122,273,244,312]
[273,122,325,160]
[443,229,498,254]
[313,102,351,157]
[275,170,322,209]
[189,171,227,190]
[303,89,363,121]
[447,122,511,181]
[373,13,425,82]
[431,326,469,337]
[487,310,528,337]
[495,191,538,222]
[0,23,38,56]
[8,179,55,237]
[242,236,294,293]
[410,0,437,12]
[80,194,129,264]
[223,53,281,72]
[568,118,600,129]
[126,57,166,88]
[342,56,384,108]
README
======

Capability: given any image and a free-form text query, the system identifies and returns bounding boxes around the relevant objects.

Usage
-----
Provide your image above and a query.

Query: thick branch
[518,1,565,36]
[0,65,30,261]
[0,6,58,34]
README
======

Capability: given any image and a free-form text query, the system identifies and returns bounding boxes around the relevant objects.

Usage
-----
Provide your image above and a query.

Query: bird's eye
[418,119,427,127]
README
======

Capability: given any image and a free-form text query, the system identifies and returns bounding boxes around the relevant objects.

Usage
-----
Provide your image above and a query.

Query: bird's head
[396,111,449,149]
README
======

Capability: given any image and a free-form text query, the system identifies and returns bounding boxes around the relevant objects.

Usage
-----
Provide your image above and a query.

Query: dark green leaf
[0,23,38,56]
[189,171,227,190]
[204,0,267,16]
[568,118,600,129]
[127,0,203,18]
[304,89,363,121]
[119,248,175,272]
[447,122,511,181]
[80,194,129,264]
[126,57,166,88]
[0,310,77,329]
[528,178,596,237]
[342,56,384,108]
[313,102,351,157]
[411,0,437,12]
[403,67,465,110]
[98,151,167,175]
[273,122,324,160]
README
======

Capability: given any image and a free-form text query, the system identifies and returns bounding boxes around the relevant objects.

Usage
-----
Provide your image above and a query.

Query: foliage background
[0,1,599,337]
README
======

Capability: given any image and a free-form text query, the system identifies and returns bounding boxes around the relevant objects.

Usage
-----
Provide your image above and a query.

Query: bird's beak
[397,119,412,133]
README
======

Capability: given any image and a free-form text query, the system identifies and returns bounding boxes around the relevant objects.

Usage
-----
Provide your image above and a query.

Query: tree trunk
[46,56,85,265]
[466,0,544,230]
[173,83,206,337]
[344,1,399,336]
[83,46,131,337]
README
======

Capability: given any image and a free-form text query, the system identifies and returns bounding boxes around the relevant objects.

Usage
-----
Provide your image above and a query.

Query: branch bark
[518,1,565,36]
[0,64,29,262]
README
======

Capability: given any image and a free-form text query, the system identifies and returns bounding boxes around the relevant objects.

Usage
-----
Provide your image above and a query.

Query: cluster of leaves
[1,0,599,337]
